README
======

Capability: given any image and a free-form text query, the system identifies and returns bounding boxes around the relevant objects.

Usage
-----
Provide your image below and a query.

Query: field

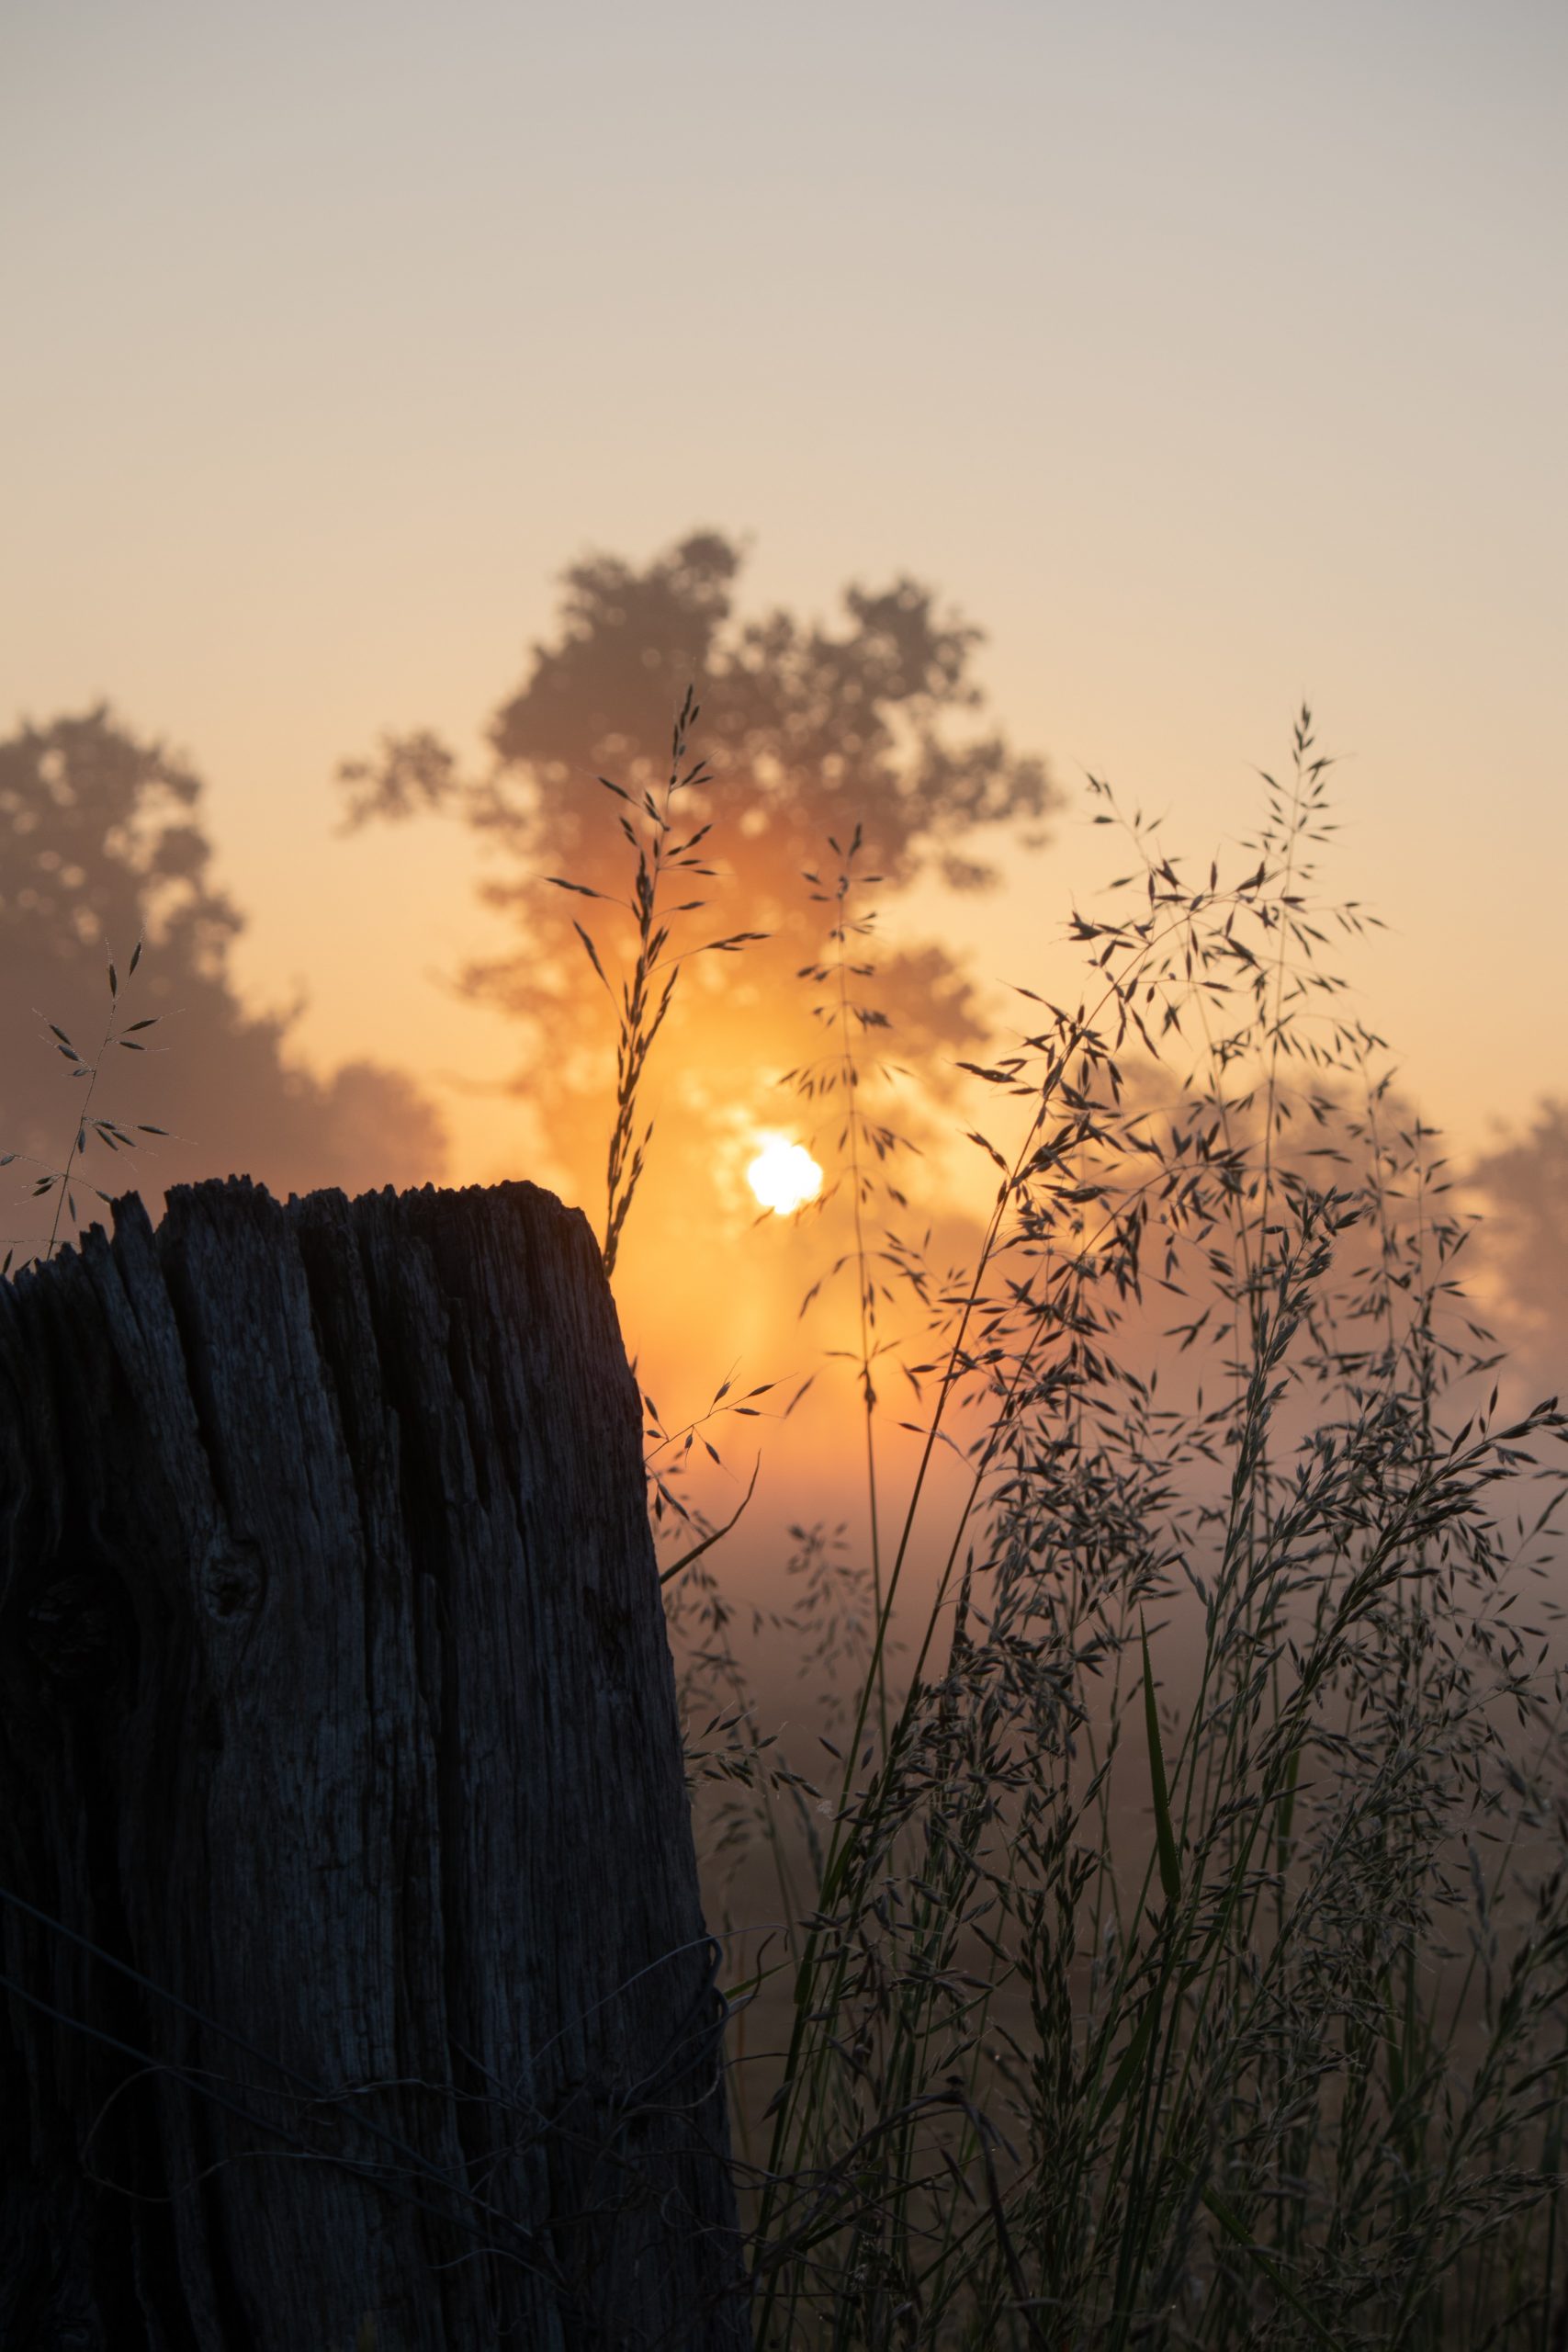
[6,703,1567,2352]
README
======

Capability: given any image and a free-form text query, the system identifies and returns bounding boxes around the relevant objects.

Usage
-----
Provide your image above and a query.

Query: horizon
[4,0,1564,1188]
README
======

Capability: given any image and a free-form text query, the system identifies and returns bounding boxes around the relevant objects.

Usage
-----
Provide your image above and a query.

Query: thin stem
[831,860,888,1753]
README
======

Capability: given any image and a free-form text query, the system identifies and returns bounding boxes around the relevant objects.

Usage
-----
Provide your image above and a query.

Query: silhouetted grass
[618,707,1568,2348]
[1,934,164,1272]
[548,682,766,1281]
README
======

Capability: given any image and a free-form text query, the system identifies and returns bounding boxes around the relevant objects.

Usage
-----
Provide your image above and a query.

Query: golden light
[746,1132,823,1216]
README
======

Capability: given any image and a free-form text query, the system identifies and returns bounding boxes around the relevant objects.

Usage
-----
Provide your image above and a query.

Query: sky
[3,0,1565,1187]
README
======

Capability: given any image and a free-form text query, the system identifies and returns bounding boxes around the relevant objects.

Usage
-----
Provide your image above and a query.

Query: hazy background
[4,1,1565,1574]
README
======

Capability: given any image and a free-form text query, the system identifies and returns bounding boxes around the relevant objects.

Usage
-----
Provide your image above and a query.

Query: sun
[746,1132,823,1216]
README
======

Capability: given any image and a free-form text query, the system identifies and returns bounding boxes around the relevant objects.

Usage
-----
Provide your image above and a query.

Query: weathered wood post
[0,1178,749,2350]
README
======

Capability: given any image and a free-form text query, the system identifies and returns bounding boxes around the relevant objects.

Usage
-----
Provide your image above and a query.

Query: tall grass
[1,936,164,1273]
[604,707,1568,2348]
[548,683,765,1281]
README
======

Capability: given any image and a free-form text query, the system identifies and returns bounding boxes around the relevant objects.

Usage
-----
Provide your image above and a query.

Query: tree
[1463,1100,1568,1395]
[0,707,445,1261]
[337,533,1060,1252]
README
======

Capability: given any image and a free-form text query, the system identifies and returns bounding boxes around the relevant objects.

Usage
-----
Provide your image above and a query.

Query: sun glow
[746,1133,823,1216]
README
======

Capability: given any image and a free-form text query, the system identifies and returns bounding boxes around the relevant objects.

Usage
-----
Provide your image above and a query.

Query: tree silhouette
[1463,1100,1568,1394]
[1,707,446,1260]
[338,532,1059,1236]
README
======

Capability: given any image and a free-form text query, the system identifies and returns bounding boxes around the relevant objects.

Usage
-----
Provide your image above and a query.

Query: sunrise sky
[4,0,1564,1193]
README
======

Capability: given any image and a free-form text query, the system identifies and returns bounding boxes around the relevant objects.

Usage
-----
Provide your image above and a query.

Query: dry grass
[1,934,164,1273]
[625,707,1568,2349]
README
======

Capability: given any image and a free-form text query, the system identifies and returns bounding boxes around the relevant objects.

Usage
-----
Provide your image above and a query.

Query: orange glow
[746,1134,823,1216]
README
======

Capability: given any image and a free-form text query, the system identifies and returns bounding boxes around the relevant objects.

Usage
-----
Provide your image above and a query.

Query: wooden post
[0,1178,749,2350]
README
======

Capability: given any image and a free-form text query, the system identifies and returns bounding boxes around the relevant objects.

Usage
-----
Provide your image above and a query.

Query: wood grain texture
[0,1178,748,2351]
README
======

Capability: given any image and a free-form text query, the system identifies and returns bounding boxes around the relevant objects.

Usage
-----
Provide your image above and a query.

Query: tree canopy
[0,707,446,1261]
[1463,1100,1568,1392]
[338,532,1061,1234]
